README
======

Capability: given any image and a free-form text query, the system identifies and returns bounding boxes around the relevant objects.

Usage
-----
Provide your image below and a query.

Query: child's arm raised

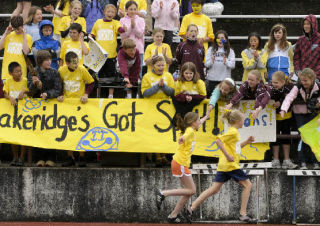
[216,138,234,162]
[22,27,30,55]
[80,32,89,55]
[241,136,254,148]
[0,26,12,50]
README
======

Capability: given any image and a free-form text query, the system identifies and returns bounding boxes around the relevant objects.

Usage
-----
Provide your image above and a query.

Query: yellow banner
[0,98,270,160]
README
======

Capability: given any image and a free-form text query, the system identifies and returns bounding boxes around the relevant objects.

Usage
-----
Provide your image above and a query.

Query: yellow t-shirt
[91,19,121,58]
[60,39,90,66]
[141,71,175,99]
[173,127,196,167]
[217,127,241,172]
[58,65,94,98]
[52,0,70,35]
[59,16,87,44]
[119,0,147,14]
[179,12,214,52]
[3,77,28,98]
[1,32,33,80]
[174,80,206,96]
[144,43,172,72]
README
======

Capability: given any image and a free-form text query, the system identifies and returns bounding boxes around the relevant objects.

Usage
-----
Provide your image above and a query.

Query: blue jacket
[33,20,60,69]
[81,0,112,34]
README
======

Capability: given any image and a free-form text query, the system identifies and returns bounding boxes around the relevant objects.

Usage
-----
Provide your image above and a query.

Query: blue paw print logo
[23,98,48,113]
[76,127,119,151]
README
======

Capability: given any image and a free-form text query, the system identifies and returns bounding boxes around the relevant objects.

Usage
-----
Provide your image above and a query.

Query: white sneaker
[313,163,320,170]
[282,160,298,169]
[272,160,281,169]
[300,163,308,170]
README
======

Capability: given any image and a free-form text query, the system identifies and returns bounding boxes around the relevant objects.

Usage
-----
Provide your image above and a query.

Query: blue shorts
[214,169,248,182]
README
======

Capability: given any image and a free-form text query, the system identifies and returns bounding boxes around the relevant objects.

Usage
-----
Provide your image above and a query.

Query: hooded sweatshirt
[294,14,320,78]
[32,20,61,70]
[117,47,141,85]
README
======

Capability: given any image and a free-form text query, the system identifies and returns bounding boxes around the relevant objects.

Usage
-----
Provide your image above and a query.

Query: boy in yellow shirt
[3,62,30,166]
[0,16,33,81]
[58,51,95,167]
[118,0,147,18]
[179,0,214,53]
[60,23,89,66]
[90,4,126,98]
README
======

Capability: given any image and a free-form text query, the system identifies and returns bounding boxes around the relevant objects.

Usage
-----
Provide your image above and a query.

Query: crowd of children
[0,0,320,222]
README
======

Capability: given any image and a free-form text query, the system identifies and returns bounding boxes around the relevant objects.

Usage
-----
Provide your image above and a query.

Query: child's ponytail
[176,112,199,134]
[222,109,243,125]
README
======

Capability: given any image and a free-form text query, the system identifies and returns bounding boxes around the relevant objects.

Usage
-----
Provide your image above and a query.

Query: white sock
[127,93,132,98]
[108,95,113,98]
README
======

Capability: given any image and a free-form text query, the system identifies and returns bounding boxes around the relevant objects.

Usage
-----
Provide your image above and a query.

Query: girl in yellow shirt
[155,112,206,223]
[185,109,257,223]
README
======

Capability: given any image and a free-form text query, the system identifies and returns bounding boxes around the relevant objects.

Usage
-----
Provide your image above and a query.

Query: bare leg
[79,151,85,157]
[167,175,196,217]
[272,145,280,160]
[109,88,114,97]
[22,1,31,22]
[283,144,291,160]
[67,150,74,157]
[238,179,252,216]
[12,2,23,17]
[20,145,26,160]
[11,144,19,160]
[191,181,224,211]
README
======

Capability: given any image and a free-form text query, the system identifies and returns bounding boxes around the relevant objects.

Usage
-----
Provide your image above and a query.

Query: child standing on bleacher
[144,28,172,73]
[226,70,270,119]
[58,51,94,167]
[59,0,86,44]
[280,68,320,169]
[184,109,257,223]
[176,24,205,80]
[205,30,235,98]
[3,62,30,166]
[90,4,125,98]
[120,0,145,78]
[265,24,294,81]
[267,71,297,169]
[25,6,43,43]
[117,39,141,98]
[151,0,180,46]
[32,20,61,70]
[155,112,206,223]
[241,32,267,83]
[60,23,89,66]
[118,0,147,18]
[179,0,214,54]
[0,16,33,81]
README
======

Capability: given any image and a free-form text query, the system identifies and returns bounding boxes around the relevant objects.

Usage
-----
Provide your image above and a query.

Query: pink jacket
[281,82,320,114]
[151,0,180,31]
[120,15,145,54]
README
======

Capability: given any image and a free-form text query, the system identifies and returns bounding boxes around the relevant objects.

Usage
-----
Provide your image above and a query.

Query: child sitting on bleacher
[151,0,180,46]
[241,32,267,83]
[32,20,61,70]
[118,0,147,18]
[144,28,172,73]
[267,71,297,169]
[120,0,145,79]
[117,39,141,98]
[176,24,205,80]
[179,0,214,53]
[205,30,235,97]
[60,23,89,66]
[0,16,33,81]
[3,62,30,166]
[90,4,126,98]
[280,68,320,169]
[226,70,270,119]
[59,0,86,44]
[58,51,95,167]
[28,50,62,167]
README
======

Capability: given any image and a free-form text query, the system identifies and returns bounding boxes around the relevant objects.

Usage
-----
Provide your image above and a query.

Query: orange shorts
[171,160,191,177]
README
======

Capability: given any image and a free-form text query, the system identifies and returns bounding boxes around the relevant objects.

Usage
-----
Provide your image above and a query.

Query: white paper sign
[224,100,276,143]
[84,37,108,73]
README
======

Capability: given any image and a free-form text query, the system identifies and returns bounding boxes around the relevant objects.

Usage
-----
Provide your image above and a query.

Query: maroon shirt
[117,48,141,85]
[176,39,205,80]
[294,14,320,79]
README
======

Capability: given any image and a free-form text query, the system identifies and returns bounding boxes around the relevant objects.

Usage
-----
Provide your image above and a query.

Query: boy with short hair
[179,0,214,53]
[0,16,33,80]
[90,4,126,98]
[32,20,61,70]
[58,51,95,167]
[118,38,141,98]
[3,62,30,166]
[60,23,89,66]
